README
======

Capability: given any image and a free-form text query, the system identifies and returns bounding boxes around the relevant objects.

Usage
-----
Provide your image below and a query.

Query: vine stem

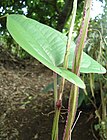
[52,0,77,139]
[63,0,92,140]
[53,72,58,108]
[59,0,78,101]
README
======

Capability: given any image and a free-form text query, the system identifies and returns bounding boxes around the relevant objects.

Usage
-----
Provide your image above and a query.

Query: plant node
[56,100,62,110]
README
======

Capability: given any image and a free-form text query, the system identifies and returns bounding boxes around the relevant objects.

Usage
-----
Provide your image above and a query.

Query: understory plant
[83,10,107,139]
[5,0,106,139]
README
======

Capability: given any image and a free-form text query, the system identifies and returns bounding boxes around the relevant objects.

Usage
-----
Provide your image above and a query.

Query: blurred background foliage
[0,0,107,138]
[0,0,84,58]
[83,2,107,139]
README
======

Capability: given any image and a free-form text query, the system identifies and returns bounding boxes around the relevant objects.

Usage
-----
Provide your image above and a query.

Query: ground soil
[0,51,98,140]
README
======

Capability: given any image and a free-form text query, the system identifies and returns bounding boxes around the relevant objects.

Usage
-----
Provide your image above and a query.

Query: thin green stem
[90,73,95,97]
[63,85,79,140]
[53,72,58,108]
[52,109,60,140]
[83,86,101,122]
[58,0,78,101]
[100,81,106,121]
[63,1,92,140]
[100,81,107,139]
[63,0,77,69]
[52,0,77,139]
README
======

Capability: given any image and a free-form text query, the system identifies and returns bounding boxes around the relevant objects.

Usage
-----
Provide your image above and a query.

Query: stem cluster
[52,0,92,140]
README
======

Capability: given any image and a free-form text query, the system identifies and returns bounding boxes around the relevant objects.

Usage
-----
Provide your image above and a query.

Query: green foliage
[0,0,87,59]
[7,14,85,89]
[6,14,106,89]
[7,14,106,74]
[3,0,107,139]
[84,1,107,100]
[78,90,85,107]
[82,2,107,139]
[0,0,65,58]
[0,0,106,139]
[95,120,107,140]
[0,0,69,32]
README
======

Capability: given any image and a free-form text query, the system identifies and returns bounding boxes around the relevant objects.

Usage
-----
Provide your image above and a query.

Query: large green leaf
[6,14,106,88]
[7,14,85,89]
[7,14,106,74]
